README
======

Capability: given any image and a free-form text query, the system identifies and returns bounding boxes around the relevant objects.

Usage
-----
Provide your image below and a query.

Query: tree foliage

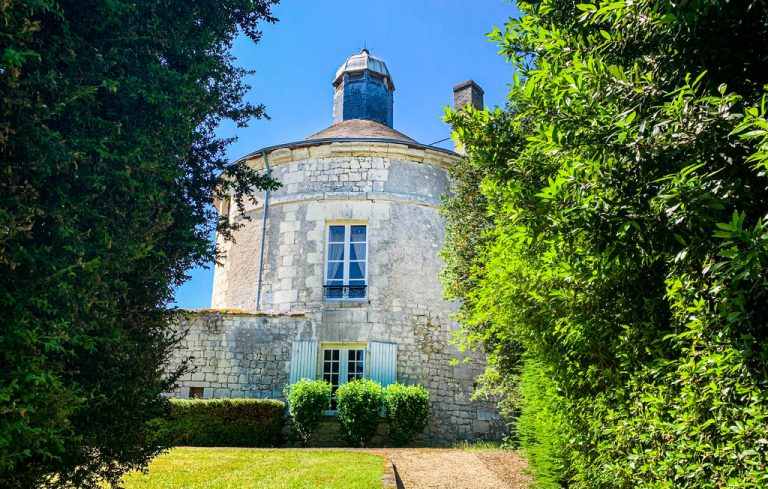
[443,1,768,486]
[0,0,279,486]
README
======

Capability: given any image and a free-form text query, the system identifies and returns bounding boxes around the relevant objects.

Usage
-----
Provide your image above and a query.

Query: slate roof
[333,49,394,88]
[306,119,416,143]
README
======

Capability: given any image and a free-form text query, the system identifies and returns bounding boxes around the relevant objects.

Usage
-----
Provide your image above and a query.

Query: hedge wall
[155,398,285,447]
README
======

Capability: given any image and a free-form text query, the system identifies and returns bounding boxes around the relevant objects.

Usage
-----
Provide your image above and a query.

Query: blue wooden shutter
[289,340,318,384]
[368,341,397,387]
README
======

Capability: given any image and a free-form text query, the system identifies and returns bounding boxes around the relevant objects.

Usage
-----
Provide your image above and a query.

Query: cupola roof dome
[333,49,394,89]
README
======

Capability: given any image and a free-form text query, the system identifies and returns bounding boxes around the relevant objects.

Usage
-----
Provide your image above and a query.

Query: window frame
[324,223,368,300]
[321,345,366,412]
[188,386,205,399]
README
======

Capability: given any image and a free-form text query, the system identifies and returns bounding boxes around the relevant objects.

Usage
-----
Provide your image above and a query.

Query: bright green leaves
[443,0,768,487]
[733,91,768,171]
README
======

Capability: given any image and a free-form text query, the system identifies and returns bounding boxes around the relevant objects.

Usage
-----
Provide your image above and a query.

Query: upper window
[325,224,367,300]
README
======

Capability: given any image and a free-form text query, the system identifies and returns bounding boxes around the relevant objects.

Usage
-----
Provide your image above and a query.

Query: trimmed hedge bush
[336,379,383,447]
[156,398,285,447]
[515,359,569,488]
[285,379,332,446]
[384,383,429,446]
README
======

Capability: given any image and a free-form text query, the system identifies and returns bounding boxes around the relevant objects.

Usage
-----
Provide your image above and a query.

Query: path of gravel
[383,449,531,489]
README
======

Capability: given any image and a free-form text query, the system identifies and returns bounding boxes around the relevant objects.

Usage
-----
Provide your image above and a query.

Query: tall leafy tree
[444,1,768,486]
[0,0,279,486]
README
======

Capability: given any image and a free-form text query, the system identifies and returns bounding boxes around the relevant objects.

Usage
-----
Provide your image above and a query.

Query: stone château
[168,49,501,441]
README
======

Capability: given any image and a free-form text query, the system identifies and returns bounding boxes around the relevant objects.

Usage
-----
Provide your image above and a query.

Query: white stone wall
[168,311,313,399]
[170,310,503,440]
[178,141,505,441]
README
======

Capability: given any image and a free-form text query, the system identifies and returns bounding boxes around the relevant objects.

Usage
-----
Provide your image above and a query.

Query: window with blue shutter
[321,347,365,410]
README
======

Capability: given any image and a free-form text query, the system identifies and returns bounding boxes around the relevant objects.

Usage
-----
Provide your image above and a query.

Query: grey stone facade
[170,305,503,440]
[166,52,503,441]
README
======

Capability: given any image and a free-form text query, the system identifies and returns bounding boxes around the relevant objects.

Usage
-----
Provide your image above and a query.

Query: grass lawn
[121,448,384,489]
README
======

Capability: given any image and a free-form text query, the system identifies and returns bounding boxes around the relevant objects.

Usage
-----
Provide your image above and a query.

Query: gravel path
[179,446,532,488]
[384,449,531,489]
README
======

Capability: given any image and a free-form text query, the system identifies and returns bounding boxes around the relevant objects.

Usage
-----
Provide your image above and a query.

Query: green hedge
[442,2,768,486]
[285,379,332,446]
[336,379,383,447]
[155,398,285,447]
[515,359,569,489]
[384,383,429,446]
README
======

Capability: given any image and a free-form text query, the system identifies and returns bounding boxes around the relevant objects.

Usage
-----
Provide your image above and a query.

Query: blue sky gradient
[173,0,519,309]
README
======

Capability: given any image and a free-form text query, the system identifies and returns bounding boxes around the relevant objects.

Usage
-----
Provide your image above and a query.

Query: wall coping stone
[181,308,308,318]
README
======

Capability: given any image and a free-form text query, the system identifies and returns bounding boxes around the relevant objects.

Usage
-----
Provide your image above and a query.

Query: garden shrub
[285,379,332,446]
[335,379,383,447]
[384,383,429,446]
[515,359,569,489]
[0,1,279,486]
[158,398,285,447]
[443,2,768,486]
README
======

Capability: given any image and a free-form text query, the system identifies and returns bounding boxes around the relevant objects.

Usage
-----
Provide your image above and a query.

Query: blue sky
[173,0,519,309]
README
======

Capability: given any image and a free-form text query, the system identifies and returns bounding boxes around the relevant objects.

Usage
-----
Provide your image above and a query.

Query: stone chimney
[453,80,484,111]
[452,80,484,153]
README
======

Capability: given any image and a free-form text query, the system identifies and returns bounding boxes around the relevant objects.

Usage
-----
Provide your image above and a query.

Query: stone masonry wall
[169,309,505,441]
[197,141,506,441]
[167,311,313,399]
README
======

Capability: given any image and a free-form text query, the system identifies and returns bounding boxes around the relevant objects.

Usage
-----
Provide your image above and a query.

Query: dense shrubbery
[336,379,383,447]
[0,0,278,486]
[156,399,285,447]
[384,383,429,446]
[285,379,332,446]
[443,1,768,487]
[514,359,569,488]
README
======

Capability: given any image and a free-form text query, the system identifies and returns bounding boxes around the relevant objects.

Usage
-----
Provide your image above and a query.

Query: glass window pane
[332,350,339,361]
[349,262,365,280]
[329,226,345,242]
[350,242,366,261]
[346,349,365,381]
[350,225,366,242]
[324,350,331,361]
[327,261,343,280]
[328,243,344,261]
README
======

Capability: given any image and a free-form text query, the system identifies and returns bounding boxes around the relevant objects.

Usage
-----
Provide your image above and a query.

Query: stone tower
[169,51,502,441]
[332,49,394,127]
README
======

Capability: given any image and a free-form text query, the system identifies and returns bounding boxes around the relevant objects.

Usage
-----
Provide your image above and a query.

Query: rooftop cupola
[332,49,394,127]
